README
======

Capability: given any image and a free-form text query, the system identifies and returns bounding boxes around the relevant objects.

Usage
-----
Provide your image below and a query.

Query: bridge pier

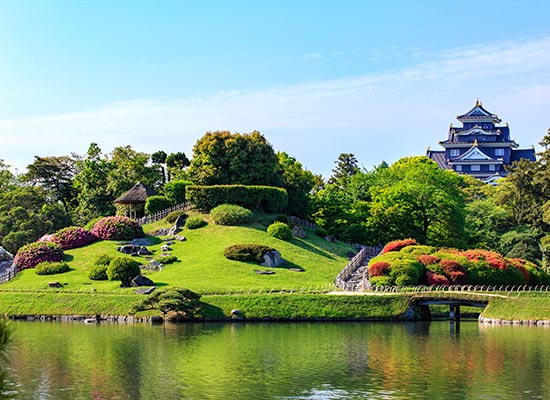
[449,305,461,322]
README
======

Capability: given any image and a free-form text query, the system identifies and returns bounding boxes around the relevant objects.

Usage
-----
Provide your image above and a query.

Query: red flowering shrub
[440,259,466,274]
[14,242,64,270]
[417,254,440,266]
[368,262,390,277]
[381,238,418,254]
[425,270,450,286]
[40,226,96,250]
[91,216,144,241]
[463,250,507,270]
[448,271,468,285]
[507,258,530,284]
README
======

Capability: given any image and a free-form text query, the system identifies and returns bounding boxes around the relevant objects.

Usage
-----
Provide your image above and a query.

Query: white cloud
[1,36,550,177]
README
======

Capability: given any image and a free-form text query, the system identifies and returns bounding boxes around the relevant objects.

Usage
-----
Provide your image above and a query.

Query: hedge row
[186,185,288,212]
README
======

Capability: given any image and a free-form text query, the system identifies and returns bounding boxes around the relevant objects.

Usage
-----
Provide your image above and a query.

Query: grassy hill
[3,212,355,295]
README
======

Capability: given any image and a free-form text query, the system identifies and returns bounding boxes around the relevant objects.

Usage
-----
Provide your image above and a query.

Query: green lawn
[3,212,355,295]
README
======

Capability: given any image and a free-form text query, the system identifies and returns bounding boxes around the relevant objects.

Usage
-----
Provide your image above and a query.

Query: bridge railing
[359,284,550,294]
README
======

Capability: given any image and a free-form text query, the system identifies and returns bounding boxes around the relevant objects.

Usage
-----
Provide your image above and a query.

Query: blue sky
[1,0,550,177]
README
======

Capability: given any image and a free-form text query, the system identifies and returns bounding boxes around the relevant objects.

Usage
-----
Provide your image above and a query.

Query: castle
[426,99,536,183]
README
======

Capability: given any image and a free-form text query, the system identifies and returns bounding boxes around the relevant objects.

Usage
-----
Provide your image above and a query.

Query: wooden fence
[0,268,16,284]
[137,202,189,225]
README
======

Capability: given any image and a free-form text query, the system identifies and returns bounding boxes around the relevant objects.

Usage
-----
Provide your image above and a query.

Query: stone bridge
[406,295,490,321]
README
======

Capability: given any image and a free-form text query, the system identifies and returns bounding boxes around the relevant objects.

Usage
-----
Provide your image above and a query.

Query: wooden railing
[137,202,189,225]
[0,267,16,284]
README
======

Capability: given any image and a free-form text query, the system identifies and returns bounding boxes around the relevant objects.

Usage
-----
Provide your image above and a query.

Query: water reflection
[3,321,550,399]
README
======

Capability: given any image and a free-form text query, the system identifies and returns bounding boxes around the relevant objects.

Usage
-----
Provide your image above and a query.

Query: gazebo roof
[114,181,156,205]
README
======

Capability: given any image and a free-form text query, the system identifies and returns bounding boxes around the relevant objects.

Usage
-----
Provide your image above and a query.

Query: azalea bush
[91,216,143,241]
[267,222,292,240]
[14,242,64,270]
[368,241,550,287]
[39,226,96,250]
[210,204,253,226]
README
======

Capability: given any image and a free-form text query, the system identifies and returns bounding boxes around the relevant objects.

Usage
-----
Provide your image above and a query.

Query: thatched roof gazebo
[114,181,156,219]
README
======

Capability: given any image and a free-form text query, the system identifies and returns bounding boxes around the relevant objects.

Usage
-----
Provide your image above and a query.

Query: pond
[3,320,550,399]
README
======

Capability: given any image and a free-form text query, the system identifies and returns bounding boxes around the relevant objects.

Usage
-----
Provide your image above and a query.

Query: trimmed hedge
[163,180,192,205]
[165,211,187,224]
[35,261,70,275]
[14,242,64,270]
[210,204,253,226]
[267,222,292,241]
[145,196,173,215]
[88,265,108,280]
[185,217,207,230]
[223,244,274,263]
[186,185,288,212]
[107,257,141,287]
[91,216,144,241]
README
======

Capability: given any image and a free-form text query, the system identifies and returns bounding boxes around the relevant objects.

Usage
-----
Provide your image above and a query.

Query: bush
[381,238,418,254]
[14,242,64,270]
[163,180,192,205]
[94,253,114,267]
[186,185,288,213]
[267,222,292,240]
[39,226,96,250]
[417,254,440,266]
[388,259,424,285]
[156,255,178,264]
[223,244,274,263]
[129,287,201,317]
[368,262,390,277]
[370,276,393,287]
[88,265,108,280]
[84,217,103,231]
[185,217,207,230]
[35,261,70,275]
[425,270,450,286]
[395,274,416,286]
[107,257,142,287]
[315,227,328,237]
[400,245,436,257]
[91,216,144,241]
[275,214,289,224]
[165,211,187,224]
[210,204,253,226]
[145,196,173,215]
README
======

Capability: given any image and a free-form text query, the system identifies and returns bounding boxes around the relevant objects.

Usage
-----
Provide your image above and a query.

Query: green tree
[329,153,359,184]
[151,150,168,183]
[0,160,17,192]
[276,152,315,217]
[22,155,79,213]
[189,130,280,186]
[165,152,190,181]
[108,145,162,196]
[367,156,466,246]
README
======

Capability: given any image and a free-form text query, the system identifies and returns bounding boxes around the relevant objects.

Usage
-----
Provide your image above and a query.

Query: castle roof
[457,99,501,124]
[450,143,500,164]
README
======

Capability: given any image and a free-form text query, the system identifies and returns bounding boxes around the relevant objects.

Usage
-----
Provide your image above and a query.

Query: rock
[134,287,156,294]
[0,247,13,262]
[48,281,63,288]
[176,236,187,241]
[150,315,164,324]
[254,269,275,275]
[288,268,304,272]
[231,309,244,319]
[324,235,337,243]
[161,244,171,252]
[131,238,154,247]
[154,228,170,236]
[261,250,285,268]
[138,247,153,256]
[117,245,141,255]
[174,215,186,229]
[291,225,307,238]
[131,275,154,287]
[168,226,181,236]
[141,260,163,271]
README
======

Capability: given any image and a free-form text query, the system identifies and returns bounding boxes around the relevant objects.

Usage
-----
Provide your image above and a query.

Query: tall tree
[329,153,359,184]
[0,160,17,192]
[165,152,190,181]
[189,130,280,186]
[276,152,315,217]
[151,150,168,183]
[108,145,162,195]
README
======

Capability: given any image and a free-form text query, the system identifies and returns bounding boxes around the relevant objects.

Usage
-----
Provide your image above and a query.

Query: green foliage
[388,259,424,285]
[186,185,288,213]
[35,261,70,275]
[165,211,187,224]
[500,230,542,264]
[399,245,436,256]
[0,315,10,390]
[94,253,114,266]
[163,180,192,204]
[210,204,253,226]
[185,217,207,230]
[328,153,359,184]
[129,287,201,317]
[88,264,108,280]
[315,227,328,237]
[223,244,274,263]
[188,130,281,186]
[275,214,289,224]
[156,255,178,264]
[267,222,292,240]
[145,195,173,215]
[106,257,141,287]
[370,276,393,286]
[276,152,315,217]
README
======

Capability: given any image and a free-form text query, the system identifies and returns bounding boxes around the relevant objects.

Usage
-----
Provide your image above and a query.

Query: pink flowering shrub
[381,238,418,254]
[40,226,96,250]
[91,216,144,241]
[425,270,450,286]
[417,254,440,266]
[368,262,390,277]
[463,249,507,270]
[14,242,64,270]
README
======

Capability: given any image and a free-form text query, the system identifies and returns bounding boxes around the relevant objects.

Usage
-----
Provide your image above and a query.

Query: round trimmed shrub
[35,261,70,275]
[91,216,144,241]
[88,265,108,280]
[223,244,274,263]
[389,259,424,285]
[165,210,187,224]
[185,217,207,230]
[107,257,141,287]
[46,226,96,250]
[425,270,450,286]
[94,253,114,267]
[210,204,253,226]
[368,262,390,277]
[370,276,392,287]
[381,238,418,254]
[156,255,178,264]
[14,242,64,270]
[417,254,440,266]
[267,222,292,240]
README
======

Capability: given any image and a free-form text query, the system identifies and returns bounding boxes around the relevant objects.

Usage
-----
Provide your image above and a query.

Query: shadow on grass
[64,254,74,262]
[289,238,338,260]
[199,302,226,318]
[144,235,163,245]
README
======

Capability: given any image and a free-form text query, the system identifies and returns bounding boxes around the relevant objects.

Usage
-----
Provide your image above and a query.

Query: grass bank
[481,292,550,320]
